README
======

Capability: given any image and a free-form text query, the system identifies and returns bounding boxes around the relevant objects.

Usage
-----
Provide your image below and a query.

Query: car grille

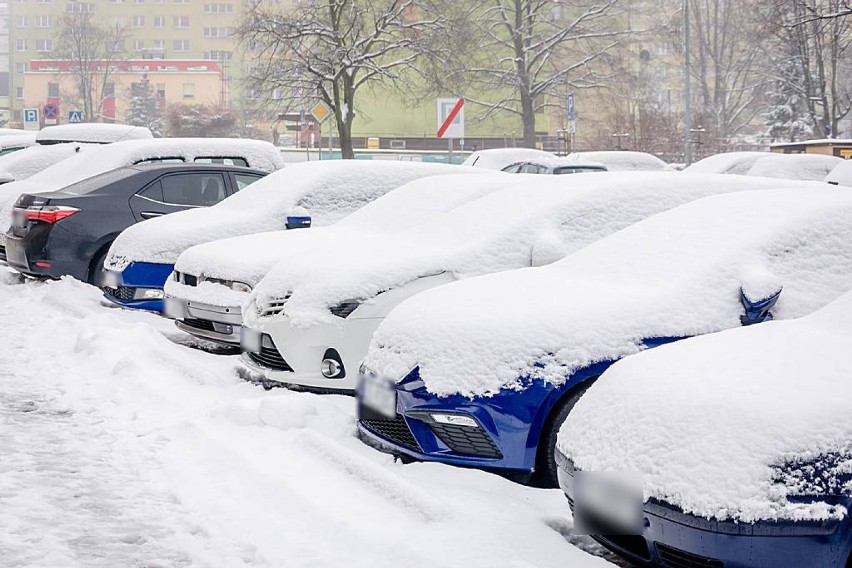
[259,296,290,317]
[104,286,136,302]
[0,244,6,262]
[182,317,216,332]
[656,543,723,568]
[247,337,294,372]
[427,422,502,458]
[360,415,421,451]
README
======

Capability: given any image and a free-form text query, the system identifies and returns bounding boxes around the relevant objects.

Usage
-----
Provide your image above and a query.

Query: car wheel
[88,247,110,287]
[532,378,597,488]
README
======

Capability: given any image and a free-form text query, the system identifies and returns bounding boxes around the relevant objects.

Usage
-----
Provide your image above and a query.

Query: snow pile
[462,148,555,169]
[0,275,612,568]
[364,188,852,398]
[747,153,842,181]
[108,161,476,268]
[566,151,668,171]
[560,290,852,523]
[0,143,95,184]
[167,172,508,303]
[683,152,769,175]
[35,123,153,144]
[249,173,811,328]
[0,137,284,234]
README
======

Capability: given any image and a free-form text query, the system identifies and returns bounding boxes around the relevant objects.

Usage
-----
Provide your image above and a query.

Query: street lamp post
[684,0,693,165]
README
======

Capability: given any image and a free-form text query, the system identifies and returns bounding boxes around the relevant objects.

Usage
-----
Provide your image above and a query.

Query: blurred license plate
[241,327,262,353]
[101,270,120,288]
[361,378,397,418]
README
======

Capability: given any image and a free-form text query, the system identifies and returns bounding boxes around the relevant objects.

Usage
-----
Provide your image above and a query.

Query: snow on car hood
[364,187,852,398]
[566,151,668,171]
[559,290,852,523]
[683,152,769,175]
[250,172,811,328]
[0,137,283,234]
[747,153,841,181]
[107,161,476,268]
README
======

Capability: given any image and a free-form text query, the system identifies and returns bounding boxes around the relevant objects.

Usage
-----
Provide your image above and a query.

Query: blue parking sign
[23,107,39,131]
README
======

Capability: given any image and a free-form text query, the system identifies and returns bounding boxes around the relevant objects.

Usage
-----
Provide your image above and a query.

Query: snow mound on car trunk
[559,290,852,523]
[364,188,852,398]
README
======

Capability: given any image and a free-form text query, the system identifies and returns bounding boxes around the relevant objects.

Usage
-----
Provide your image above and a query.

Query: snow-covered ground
[0,269,613,568]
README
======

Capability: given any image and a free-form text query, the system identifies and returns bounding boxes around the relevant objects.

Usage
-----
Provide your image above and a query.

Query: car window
[520,164,540,174]
[194,157,249,167]
[553,166,607,174]
[234,173,263,191]
[161,173,227,206]
[0,147,26,157]
[135,157,185,165]
[136,180,163,201]
[502,164,522,173]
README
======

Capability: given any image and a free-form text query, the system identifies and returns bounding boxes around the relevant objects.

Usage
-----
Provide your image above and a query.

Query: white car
[110,160,474,312]
[684,151,770,175]
[0,133,38,157]
[557,290,852,568]
[746,153,841,181]
[501,157,607,174]
[240,172,808,394]
[34,123,153,145]
[565,150,668,171]
[164,170,503,344]
[462,148,556,169]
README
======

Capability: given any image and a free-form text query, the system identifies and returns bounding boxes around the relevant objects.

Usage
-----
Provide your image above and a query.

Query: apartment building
[7,0,243,124]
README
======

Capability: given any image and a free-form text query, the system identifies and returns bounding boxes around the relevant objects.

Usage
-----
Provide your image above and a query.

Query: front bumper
[555,452,852,568]
[101,261,174,312]
[165,297,242,345]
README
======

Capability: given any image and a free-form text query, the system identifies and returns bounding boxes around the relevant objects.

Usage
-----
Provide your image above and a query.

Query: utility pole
[683,0,693,165]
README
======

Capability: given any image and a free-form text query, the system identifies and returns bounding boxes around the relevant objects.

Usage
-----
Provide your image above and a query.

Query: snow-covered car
[108,160,471,312]
[566,151,668,171]
[165,171,501,345]
[0,132,38,157]
[556,290,852,568]
[683,151,770,175]
[240,172,807,395]
[825,159,852,186]
[501,157,607,174]
[462,148,556,169]
[747,153,842,181]
[34,123,153,145]
[357,187,852,488]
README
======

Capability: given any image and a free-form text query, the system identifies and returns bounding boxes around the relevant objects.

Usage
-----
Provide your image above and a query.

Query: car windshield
[553,166,607,174]
[58,168,136,195]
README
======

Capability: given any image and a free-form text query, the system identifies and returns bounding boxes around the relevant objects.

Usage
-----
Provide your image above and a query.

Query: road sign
[436,98,464,139]
[310,101,331,123]
[23,108,39,131]
[68,110,83,123]
[567,92,575,121]
[43,103,59,120]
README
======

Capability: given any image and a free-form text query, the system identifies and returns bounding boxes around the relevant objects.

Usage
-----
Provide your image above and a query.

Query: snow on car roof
[364,186,852,398]
[747,153,842,181]
[35,124,153,144]
[106,160,475,268]
[0,137,284,234]
[169,172,507,294]
[251,173,813,328]
[0,142,96,184]
[508,157,607,170]
[683,151,769,175]
[566,151,668,171]
[0,128,30,136]
[560,289,852,523]
[0,132,37,151]
[462,148,556,169]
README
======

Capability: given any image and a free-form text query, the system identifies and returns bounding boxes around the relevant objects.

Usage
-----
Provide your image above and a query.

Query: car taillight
[23,205,80,224]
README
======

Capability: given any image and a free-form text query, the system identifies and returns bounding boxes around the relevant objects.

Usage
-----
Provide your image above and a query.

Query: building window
[204,50,232,61]
[104,83,115,97]
[134,39,145,50]
[15,63,27,74]
[133,15,144,27]
[35,39,53,52]
[15,15,27,28]
[204,3,234,13]
[173,15,189,28]
[153,39,165,49]
[16,39,27,51]
[182,83,194,99]
[173,39,190,51]
[156,83,165,98]
[16,87,23,100]
[48,82,60,97]
[203,27,233,38]
[66,2,94,12]
[35,15,51,27]
[153,15,164,28]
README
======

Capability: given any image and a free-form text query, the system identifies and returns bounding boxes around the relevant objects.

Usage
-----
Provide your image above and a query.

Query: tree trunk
[520,90,537,148]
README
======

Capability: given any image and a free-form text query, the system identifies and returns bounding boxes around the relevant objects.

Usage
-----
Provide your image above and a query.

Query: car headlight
[330,299,361,318]
[229,281,252,293]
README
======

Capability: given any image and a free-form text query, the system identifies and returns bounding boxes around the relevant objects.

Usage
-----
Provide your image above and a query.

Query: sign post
[567,92,576,152]
[23,108,40,131]
[311,101,332,160]
[436,98,465,164]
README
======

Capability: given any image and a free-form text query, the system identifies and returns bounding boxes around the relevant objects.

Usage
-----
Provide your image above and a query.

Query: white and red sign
[436,98,464,139]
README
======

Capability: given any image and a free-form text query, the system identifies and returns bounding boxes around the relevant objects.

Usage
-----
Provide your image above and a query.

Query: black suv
[4,163,266,284]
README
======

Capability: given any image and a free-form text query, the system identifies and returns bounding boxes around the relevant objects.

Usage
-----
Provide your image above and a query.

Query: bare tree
[55,10,127,122]
[445,0,624,148]
[240,0,441,159]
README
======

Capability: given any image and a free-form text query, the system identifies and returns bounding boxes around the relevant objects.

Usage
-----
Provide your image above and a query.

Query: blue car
[555,288,852,567]
[357,188,852,486]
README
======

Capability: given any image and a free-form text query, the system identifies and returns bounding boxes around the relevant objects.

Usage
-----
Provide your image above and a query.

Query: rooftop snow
[108,161,477,268]
[747,153,841,181]
[683,152,769,175]
[462,148,556,169]
[560,290,852,523]
[364,187,852,398]
[565,151,668,171]
[249,173,816,329]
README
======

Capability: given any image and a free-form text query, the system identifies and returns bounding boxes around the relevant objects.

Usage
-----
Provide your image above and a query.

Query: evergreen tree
[126,75,164,137]
[764,46,813,142]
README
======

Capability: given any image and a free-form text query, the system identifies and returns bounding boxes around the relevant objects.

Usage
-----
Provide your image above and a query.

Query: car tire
[532,378,597,488]
[88,246,110,287]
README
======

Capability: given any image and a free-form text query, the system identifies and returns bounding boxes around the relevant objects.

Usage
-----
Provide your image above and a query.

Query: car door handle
[140,211,164,219]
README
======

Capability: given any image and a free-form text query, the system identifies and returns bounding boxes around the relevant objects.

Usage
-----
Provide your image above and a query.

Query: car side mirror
[739,277,782,326]
[286,215,311,230]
